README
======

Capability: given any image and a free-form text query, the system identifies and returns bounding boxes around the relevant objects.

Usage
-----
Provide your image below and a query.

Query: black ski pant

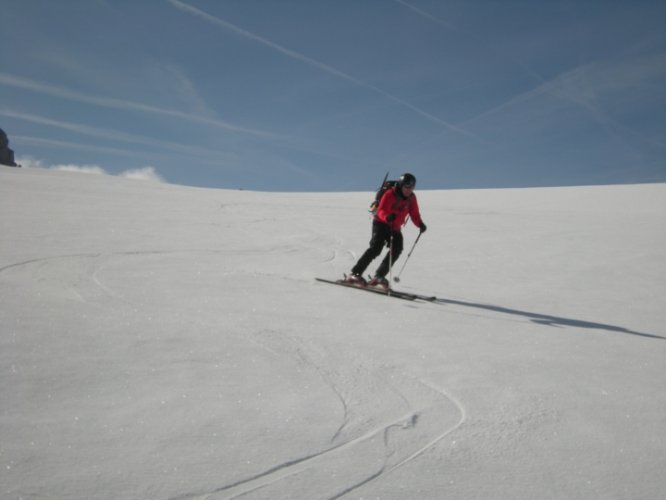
[351,221,403,278]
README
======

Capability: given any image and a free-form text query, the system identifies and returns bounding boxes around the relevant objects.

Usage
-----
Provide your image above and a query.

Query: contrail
[13,135,161,159]
[393,0,457,30]
[394,0,547,85]
[168,0,479,140]
[0,72,277,139]
[1,109,236,160]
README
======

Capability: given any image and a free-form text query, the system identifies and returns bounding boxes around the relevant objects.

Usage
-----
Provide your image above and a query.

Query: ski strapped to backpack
[368,171,412,227]
[369,171,398,214]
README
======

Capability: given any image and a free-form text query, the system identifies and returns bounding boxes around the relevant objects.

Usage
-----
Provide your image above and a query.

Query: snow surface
[1,167,665,500]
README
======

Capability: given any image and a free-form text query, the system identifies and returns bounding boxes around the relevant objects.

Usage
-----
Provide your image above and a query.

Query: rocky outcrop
[0,128,19,167]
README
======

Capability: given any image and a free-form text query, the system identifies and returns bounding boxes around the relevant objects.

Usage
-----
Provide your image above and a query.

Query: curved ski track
[169,332,466,500]
[0,251,466,499]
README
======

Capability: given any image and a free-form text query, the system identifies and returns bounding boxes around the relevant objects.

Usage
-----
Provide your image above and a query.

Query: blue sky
[1,0,665,191]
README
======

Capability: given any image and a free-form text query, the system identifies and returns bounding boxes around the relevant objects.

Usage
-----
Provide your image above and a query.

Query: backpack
[369,179,398,214]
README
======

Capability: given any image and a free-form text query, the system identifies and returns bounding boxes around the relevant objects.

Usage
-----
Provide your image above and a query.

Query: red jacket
[376,187,423,231]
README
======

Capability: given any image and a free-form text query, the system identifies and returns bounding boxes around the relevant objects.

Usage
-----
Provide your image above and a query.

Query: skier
[347,173,427,288]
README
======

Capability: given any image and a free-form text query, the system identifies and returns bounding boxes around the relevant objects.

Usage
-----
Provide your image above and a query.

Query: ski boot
[368,275,389,289]
[344,273,367,287]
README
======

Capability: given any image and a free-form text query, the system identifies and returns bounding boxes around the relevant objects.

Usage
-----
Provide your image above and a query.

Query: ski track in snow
[5,221,655,497]
[0,246,311,301]
[168,331,466,500]
[1,249,467,499]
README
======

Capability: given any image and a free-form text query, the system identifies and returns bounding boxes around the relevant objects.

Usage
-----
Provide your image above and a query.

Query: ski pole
[387,231,394,295]
[393,232,422,283]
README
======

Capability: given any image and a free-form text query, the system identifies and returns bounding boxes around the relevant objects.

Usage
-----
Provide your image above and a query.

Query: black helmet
[398,173,416,188]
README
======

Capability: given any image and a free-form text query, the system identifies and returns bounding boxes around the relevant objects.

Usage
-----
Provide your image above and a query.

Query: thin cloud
[1,109,237,160]
[0,72,276,138]
[155,64,215,117]
[168,0,479,140]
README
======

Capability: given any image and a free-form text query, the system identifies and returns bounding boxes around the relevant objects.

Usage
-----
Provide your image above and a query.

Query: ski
[379,170,389,190]
[369,171,390,214]
[315,278,415,301]
[404,292,438,302]
[315,278,436,302]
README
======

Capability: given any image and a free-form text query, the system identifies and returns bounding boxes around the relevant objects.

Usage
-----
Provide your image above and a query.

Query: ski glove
[419,223,427,234]
[386,214,396,222]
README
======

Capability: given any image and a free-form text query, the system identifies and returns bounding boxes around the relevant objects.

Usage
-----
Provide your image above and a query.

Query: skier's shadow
[433,297,664,340]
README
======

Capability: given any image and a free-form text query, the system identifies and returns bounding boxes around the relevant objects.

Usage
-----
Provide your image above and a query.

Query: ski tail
[369,171,390,213]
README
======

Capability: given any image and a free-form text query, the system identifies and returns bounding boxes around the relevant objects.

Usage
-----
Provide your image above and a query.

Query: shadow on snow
[432,297,664,340]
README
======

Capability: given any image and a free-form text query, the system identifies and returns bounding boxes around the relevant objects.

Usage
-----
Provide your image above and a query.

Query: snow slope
[1,167,665,500]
